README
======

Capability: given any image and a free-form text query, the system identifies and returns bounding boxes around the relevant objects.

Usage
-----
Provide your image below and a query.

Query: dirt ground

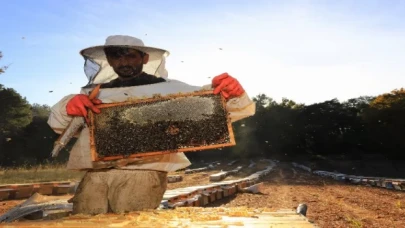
[172,160,405,228]
[206,162,405,228]
[1,160,405,227]
[0,200,22,215]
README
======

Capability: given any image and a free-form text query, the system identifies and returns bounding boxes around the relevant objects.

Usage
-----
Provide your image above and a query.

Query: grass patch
[346,216,363,228]
[396,201,405,209]
[0,164,85,185]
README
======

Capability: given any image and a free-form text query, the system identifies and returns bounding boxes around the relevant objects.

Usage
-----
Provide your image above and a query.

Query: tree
[0,55,33,165]
[369,88,405,110]
[0,52,31,136]
[0,85,32,137]
[252,94,274,112]
[0,85,32,165]
[361,88,405,159]
[20,104,59,164]
[344,96,375,111]
[0,51,9,75]
[296,98,362,159]
[256,99,304,160]
[31,103,51,119]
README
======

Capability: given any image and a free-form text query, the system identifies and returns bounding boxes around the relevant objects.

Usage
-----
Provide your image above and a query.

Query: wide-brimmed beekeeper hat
[80,35,170,85]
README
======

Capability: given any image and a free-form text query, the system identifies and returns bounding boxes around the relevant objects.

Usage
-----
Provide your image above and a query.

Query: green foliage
[189,87,405,162]
[31,103,51,119]
[0,84,32,136]
[0,51,9,75]
[361,89,405,159]
[0,51,64,167]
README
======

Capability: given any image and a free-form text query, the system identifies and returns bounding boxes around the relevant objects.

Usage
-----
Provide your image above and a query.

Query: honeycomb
[89,92,234,160]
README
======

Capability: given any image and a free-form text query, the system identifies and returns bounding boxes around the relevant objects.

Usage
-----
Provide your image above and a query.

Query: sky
[1,0,405,106]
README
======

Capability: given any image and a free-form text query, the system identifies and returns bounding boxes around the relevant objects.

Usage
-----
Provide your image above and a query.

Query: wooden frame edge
[88,90,236,162]
[95,90,215,109]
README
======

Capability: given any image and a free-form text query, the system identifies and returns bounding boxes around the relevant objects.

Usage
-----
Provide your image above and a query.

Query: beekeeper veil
[80,35,170,85]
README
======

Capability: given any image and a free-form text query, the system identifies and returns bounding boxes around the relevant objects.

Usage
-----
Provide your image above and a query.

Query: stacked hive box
[167,175,183,183]
[0,182,74,201]
[292,162,405,191]
[209,166,244,182]
[185,167,209,174]
[161,161,276,209]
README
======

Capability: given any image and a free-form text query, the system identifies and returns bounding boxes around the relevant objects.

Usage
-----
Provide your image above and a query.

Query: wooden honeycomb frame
[88,90,235,162]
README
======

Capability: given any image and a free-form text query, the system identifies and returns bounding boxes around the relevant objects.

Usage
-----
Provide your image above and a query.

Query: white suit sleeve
[226,92,256,122]
[200,84,255,122]
[47,94,76,134]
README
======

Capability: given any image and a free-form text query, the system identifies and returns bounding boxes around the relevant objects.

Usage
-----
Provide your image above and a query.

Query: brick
[209,192,216,203]
[53,184,71,195]
[0,188,13,200]
[15,186,34,199]
[38,183,56,195]
[216,189,223,200]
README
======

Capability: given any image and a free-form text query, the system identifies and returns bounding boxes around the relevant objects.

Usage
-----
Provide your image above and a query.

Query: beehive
[88,90,235,161]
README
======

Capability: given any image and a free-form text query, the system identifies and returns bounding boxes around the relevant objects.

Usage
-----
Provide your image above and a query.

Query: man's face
[105,47,148,78]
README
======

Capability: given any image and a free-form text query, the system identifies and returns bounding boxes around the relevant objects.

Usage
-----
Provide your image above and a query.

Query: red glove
[66,94,102,122]
[212,73,245,99]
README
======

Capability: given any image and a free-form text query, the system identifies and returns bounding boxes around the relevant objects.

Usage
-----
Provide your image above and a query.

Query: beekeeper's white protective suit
[47,35,255,214]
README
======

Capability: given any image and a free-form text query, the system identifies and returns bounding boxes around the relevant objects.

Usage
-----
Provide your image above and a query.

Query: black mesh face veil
[82,54,169,86]
[84,57,101,85]
[103,47,146,59]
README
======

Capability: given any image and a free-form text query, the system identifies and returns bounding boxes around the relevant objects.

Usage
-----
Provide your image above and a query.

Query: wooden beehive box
[88,90,235,162]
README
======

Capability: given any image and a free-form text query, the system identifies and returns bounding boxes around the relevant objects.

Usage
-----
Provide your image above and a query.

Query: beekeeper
[48,35,255,215]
